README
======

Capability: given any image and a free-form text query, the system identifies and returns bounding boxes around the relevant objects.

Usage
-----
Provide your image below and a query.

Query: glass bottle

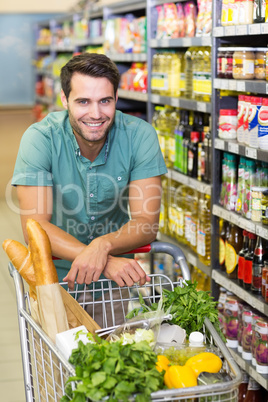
[243,233,257,290]
[244,377,263,402]
[203,122,212,184]
[217,287,227,335]
[252,236,267,294]
[253,0,265,23]
[225,224,243,279]
[188,131,200,178]
[238,371,249,402]
[182,111,192,175]
[238,230,249,287]
[197,194,211,266]
[219,219,227,272]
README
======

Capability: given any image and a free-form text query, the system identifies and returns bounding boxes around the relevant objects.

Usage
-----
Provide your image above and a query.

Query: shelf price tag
[151,94,161,104]
[221,80,229,90]
[160,39,169,47]
[213,78,221,89]
[256,225,268,240]
[212,204,221,217]
[245,147,257,159]
[236,81,246,92]
[225,26,236,36]
[245,220,256,233]
[228,142,239,154]
[228,80,237,91]
[236,25,247,36]
[261,23,268,34]
[213,26,224,37]
[197,102,207,113]
[266,83,268,94]
[230,212,240,226]
[249,24,261,35]
[170,98,180,107]
[182,38,192,47]
[215,138,225,150]
[201,37,212,46]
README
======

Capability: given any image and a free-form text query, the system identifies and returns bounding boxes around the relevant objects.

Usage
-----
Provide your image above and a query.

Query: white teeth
[84,122,103,127]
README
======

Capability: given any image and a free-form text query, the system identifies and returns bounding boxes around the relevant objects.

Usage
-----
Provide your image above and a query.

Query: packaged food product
[248,96,263,148]
[239,0,254,24]
[251,187,268,222]
[224,293,240,348]
[252,313,264,366]
[164,3,179,38]
[237,95,245,143]
[261,189,268,225]
[232,48,255,80]
[255,318,268,374]
[184,1,197,37]
[225,48,234,79]
[217,47,226,78]
[254,48,266,80]
[221,0,229,26]
[258,97,268,150]
[218,109,237,139]
[176,3,185,37]
[241,308,254,360]
[243,95,252,145]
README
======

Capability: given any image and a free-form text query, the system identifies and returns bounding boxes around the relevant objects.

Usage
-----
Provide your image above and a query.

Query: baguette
[26,219,58,286]
[2,239,36,297]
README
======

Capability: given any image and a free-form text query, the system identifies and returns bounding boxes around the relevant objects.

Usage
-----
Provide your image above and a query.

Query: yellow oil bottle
[175,184,187,244]
[197,193,211,266]
[159,176,169,235]
[190,190,199,253]
[167,181,179,239]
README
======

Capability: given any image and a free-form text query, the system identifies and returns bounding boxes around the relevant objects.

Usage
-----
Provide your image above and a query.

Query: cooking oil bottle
[184,47,197,99]
[158,52,169,96]
[189,189,199,253]
[155,106,167,162]
[175,184,187,244]
[197,193,211,266]
[179,52,186,98]
[167,51,181,97]
[184,186,197,247]
[193,47,211,102]
[167,108,179,169]
[151,52,160,95]
[159,176,169,235]
[168,181,179,239]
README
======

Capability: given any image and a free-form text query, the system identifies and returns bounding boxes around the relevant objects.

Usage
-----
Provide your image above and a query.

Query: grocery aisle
[0,108,33,401]
[0,198,26,402]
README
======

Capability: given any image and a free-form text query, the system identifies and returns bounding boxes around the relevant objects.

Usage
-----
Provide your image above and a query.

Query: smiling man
[11,53,167,296]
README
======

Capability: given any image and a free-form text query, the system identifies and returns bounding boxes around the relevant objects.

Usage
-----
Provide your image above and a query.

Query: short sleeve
[12,126,53,186]
[130,120,167,181]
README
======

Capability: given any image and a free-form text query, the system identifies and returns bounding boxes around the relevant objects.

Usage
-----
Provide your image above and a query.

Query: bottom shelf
[229,348,268,390]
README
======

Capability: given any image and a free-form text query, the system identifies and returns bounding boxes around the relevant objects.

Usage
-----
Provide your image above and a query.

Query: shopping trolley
[9,241,242,401]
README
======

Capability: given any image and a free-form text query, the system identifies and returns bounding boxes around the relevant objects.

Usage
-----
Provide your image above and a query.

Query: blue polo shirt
[12,110,167,280]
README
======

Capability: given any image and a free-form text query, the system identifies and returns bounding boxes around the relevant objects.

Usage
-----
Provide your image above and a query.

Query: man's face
[61,72,117,145]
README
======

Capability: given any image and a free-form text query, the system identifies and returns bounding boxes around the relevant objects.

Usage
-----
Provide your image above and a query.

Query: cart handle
[52,241,191,281]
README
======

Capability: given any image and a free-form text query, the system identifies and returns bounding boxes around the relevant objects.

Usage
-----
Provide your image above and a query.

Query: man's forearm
[96,217,159,256]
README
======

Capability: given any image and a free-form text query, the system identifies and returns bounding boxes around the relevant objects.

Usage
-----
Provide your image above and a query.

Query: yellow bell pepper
[156,355,170,372]
[164,365,197,389]
[185,352,222,378]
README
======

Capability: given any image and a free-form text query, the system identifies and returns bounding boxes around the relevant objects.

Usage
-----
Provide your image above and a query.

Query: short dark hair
[60,53,120,99]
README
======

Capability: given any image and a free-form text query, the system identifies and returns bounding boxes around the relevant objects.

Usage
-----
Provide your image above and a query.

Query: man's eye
[79,100,88,104]
[101,99,110,104]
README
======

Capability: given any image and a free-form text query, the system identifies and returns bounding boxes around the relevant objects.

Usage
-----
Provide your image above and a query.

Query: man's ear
[115,90,118,103]
[60,89,68,109]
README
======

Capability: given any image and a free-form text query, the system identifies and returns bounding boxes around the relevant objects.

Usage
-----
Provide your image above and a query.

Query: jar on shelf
[261,189,268,225]
[224,48,234,79]
[254,48,266,80]
[218,109,238,139]
[217,47,227,78]
[251,187,268,222]
[233,48,255,80]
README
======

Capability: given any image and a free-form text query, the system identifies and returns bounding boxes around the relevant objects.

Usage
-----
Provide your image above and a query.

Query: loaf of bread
[2,239,36,297]
[26,219,58,286]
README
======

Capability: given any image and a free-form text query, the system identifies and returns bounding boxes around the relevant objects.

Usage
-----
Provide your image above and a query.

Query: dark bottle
[243,233,257,290]
[203,119,212,184]
[225,224,243,280]
[244,377,263,402]
[219,219,227,272]
[253,0,265,23]
[238,370,249,402]
[197,130,205,182]
[238,230,249,287]
[187,131,200,178]
[252,236,267,294]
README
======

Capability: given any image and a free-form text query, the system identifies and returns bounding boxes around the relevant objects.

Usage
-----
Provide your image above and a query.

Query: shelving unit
[32,1,268,389]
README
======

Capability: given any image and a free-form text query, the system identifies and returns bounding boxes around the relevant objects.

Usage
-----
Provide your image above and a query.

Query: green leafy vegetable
[61,334,164,402]
[126,280,225,342]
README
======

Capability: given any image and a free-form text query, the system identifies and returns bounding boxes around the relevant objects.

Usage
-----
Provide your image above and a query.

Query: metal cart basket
[9,241,242,401]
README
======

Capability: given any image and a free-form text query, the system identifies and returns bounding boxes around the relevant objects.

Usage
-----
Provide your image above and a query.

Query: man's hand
[103,255,150,287]
[63,238,111,289]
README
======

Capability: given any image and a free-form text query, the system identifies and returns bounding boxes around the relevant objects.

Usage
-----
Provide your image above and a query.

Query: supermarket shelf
[35,45,51,52]
[150,94,212,113]
[212,204,268,240]
[213,23,268,37]
[35,68,54,78]
[212,269,268,316]
[51,44,76,52]
[101,0,146,13]
[150,36,212,48]
[35,95,54,105]
[106,53,147,62]
[73,37,104,47]
[158,233,211,276]
[117,89,148,102]
[214,78,268,95]
[214,138,268,163]
[167,168,211,196]
[228,348,268,390]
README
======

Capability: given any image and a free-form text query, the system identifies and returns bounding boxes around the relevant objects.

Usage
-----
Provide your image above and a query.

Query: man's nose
[88,103,101,119]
